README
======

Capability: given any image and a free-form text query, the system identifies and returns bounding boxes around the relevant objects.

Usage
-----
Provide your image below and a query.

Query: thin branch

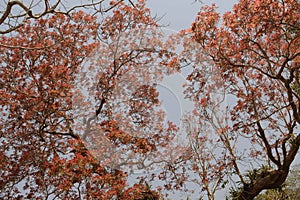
[0,39,62,50]
[45,130,80,139]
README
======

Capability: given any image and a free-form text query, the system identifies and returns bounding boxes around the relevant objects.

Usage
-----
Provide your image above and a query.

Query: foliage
[0,0,177,199]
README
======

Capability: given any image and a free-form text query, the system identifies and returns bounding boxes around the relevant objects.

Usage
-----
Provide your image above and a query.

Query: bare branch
[0,0,30,25]
[0,0,135,34]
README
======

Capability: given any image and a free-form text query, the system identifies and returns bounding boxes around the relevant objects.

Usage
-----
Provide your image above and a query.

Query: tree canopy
[0,0,299,199]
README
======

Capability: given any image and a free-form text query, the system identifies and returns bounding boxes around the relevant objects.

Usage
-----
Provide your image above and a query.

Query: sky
[147,0,238,31]
[147,0,238,127]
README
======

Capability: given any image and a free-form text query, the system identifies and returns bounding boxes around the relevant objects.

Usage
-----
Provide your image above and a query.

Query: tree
[2,0,299,199]
[0,0,179,199]
[184,0,300,199]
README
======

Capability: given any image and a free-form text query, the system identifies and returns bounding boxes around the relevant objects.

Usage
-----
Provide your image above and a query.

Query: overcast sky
[147,0,238,31]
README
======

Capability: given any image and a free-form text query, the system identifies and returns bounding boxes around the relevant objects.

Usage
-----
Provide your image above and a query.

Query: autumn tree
[182,0,300,199]
[0,0,180,199]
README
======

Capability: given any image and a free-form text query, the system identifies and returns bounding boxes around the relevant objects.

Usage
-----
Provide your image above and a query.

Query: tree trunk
[238,170,288,200]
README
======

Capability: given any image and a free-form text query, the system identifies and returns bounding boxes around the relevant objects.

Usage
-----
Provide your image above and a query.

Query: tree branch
[0,0,30,25]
